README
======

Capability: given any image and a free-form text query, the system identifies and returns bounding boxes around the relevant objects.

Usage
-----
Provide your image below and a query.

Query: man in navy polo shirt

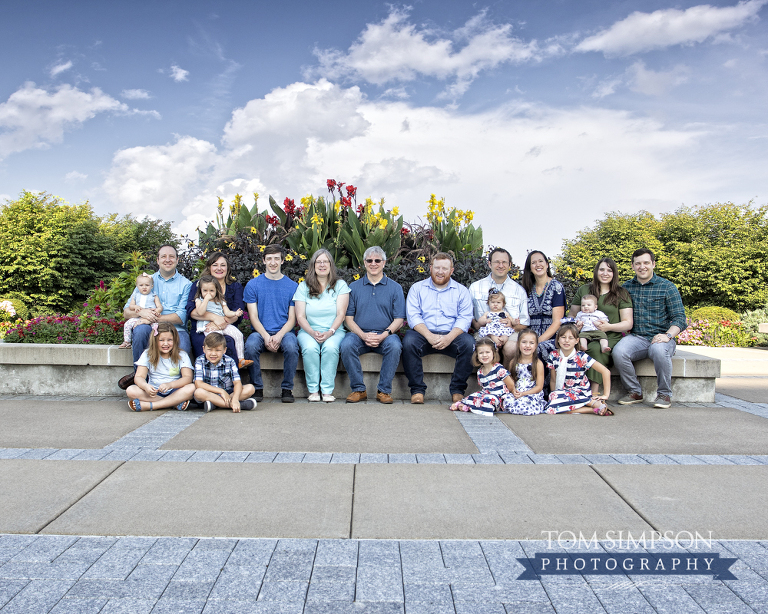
[340,246,405,404]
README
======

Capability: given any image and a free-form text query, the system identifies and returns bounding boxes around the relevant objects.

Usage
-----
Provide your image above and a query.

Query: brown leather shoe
[452,393,464,404]
[346,390,368,403]
[411,393,425,404]
[376,391,394,404]
[118,372,135,390]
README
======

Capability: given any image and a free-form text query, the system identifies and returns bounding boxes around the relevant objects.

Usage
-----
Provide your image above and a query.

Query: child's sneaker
[240,398,256,411]
[469,407,494,417]
[203,401,214,413]
[239,359,253,368]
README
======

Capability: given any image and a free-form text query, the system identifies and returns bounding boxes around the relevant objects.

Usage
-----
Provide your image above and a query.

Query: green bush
[556,202,768,311]
[741,308,768,346]
[0,297,28,322]
[690,306,740,322]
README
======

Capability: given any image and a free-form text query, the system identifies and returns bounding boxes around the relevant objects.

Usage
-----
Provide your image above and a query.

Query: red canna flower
[327,179,336,191]
[346,185,357,198]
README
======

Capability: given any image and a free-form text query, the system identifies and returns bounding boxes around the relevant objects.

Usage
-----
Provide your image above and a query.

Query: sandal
[592,402,614,416]
[176,400,190,411]
[129,399,152,412]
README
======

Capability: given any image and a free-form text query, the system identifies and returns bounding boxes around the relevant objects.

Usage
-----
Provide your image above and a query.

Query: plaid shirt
[623,274,687,340]
[194,354,240,392]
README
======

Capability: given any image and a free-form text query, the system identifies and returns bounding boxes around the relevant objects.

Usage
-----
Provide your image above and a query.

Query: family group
[118,242,686,416]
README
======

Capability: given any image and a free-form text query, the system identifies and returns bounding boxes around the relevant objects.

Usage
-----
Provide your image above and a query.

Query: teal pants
[297,329,346,394]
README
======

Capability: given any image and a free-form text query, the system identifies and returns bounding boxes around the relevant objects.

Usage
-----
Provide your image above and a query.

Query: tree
[98,213,179,258]
[0,192,121,313]
[556,202,768,311]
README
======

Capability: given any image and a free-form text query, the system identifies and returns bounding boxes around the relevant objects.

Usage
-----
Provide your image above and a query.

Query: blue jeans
[401,330,475,396]
[612,334,676,397]
[244,331,299,390]
[132,324,192,368]
[340,332,403,394]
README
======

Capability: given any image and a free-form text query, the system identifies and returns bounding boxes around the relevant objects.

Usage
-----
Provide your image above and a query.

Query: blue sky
[2,0,767,265]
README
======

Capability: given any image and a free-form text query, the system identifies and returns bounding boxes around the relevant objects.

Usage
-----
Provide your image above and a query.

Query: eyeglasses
[365,259,383,264]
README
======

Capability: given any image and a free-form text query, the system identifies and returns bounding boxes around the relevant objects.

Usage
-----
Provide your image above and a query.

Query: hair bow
[151,323,159,336]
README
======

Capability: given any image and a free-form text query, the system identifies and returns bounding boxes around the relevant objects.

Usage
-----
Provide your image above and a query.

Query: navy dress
[186,280,245,361]
[527,279,566,364]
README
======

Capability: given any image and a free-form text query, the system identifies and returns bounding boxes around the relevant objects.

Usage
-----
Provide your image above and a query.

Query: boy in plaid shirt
[193,333,257,412]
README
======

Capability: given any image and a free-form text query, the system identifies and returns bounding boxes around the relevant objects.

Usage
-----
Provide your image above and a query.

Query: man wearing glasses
[402,252,475,405]
[469,247,529,363]
[340,246,405,404]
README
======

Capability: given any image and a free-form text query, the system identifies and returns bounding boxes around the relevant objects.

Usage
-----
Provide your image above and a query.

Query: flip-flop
[129,399,152,412]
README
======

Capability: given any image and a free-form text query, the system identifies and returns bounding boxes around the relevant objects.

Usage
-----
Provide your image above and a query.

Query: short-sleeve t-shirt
[135,350,193,388]
[243,275,298,333]
[293,280,351,332]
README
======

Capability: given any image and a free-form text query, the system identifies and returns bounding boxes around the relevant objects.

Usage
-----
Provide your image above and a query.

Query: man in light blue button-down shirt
[402,252,475,404]
[119,245,192,387]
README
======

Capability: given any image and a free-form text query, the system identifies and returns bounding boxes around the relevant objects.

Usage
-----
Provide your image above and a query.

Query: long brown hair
[201,252,235,285]
[147,322,181,368]
[588,257,631,307]
[195,275,225,303]
[521,250,552,294]
[305,248,339,298]
[471,337,500,367]
[507,328,540,384]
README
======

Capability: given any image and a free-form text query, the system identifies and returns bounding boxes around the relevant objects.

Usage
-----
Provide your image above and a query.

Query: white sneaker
[308,392,321,402]
[322,394,336,403]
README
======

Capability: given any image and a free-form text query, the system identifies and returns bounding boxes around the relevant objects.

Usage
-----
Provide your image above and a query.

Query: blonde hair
[147,322,181,368]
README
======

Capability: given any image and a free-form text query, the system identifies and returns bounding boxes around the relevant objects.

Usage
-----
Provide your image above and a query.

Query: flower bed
[2,314,123,344]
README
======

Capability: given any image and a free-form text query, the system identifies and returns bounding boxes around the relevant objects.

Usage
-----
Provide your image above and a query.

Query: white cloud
[312,8,542,97]
[592,78,623,99]
[65,171,87,182]
[50,60,73,77]
[170,64,189,82]
[0,82,128,159]
[98,79,749,264]
[627,61,690,96]
[576,0,768,56]
[121,88,151,99]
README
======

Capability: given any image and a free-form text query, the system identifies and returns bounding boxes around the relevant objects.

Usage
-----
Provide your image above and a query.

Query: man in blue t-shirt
[243,245,299,402]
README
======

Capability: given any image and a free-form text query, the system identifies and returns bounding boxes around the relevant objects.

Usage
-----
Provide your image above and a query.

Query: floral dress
[477,311,516,338]
[461,363,511,412]
[527,279,566,363]
[500,362,546,415]
[545,349,595,413]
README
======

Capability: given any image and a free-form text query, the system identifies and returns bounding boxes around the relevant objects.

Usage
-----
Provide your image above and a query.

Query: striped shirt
[194,354,240,392]
[623,274,687,340]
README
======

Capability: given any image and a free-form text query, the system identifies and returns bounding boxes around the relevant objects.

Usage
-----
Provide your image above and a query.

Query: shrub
[741,308,768,346]
[677,318,756,347]
[690,306,741,322]
[0,298,27,323]
[3,314,123,344]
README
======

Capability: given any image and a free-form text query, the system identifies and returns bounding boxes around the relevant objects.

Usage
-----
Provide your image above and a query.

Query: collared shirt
[406,277,473,333]
[468,274,530,325]
[347,274,406,332]
[623,274,687,340]
[194,354,240,392]
[125,270,192,333]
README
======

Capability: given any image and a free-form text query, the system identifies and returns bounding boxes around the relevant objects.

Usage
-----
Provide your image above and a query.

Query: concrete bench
[0,343,721,402]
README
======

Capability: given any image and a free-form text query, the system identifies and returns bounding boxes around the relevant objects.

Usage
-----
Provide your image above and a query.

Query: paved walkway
[1,345,767,612]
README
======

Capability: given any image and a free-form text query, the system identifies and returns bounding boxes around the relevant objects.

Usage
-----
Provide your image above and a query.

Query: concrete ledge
[0,343,721,402]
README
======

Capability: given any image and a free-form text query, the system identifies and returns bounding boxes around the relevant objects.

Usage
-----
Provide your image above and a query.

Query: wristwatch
[384,329,392,336]
[665,332,674,339]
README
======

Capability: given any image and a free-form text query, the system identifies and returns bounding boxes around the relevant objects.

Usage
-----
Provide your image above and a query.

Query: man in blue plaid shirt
[614,248,687,409]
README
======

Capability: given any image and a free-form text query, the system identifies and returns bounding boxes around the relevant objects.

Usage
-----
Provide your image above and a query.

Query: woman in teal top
[293,249,350,402]
[569,258,633,396]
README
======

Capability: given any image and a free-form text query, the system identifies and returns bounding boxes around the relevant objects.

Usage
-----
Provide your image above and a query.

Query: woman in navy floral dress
[521,251,565,364]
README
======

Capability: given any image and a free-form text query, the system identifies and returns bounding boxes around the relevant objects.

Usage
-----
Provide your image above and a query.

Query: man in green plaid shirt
[614,248,687,409]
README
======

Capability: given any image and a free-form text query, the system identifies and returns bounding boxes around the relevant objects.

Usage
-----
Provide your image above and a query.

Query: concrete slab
[0,400,164,449]
[716,377,768,404]
[498,406,768,455]
[161,403,478,454]
[594,465,768,539]
[683,346,768,376]
[0,460,122,533]
[43,462,354,538]
[352,464,652,540]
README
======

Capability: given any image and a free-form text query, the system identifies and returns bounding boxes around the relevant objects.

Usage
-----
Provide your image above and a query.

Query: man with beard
[402,252,475,404]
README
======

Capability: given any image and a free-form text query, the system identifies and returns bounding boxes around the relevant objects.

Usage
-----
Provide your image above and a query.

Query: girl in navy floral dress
[450,338,515,417]
[546,324,613,415]
[501,329,546,415]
